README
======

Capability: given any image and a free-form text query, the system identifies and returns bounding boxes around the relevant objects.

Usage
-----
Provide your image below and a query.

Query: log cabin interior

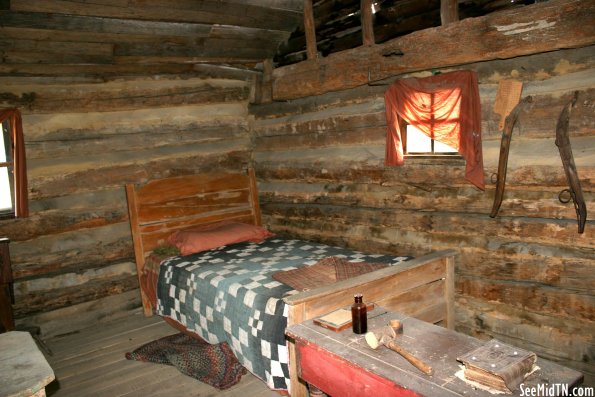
[0,0,593,395]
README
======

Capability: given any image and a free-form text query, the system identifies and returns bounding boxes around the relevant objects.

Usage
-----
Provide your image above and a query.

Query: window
[384,70,485,190]
[0,108,28,218]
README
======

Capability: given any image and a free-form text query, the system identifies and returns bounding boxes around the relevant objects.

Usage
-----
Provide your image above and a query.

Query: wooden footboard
[284,249,456,397]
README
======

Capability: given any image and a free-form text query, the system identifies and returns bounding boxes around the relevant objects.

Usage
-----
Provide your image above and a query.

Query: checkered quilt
[156,237,411,391]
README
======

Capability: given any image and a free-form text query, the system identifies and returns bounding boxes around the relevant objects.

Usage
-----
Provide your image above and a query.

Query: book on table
[313,303,376,332]
[457,339,536,393]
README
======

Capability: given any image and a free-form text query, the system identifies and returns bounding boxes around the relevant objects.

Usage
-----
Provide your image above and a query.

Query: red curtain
[0,108,29,218]
[384,70,485,190]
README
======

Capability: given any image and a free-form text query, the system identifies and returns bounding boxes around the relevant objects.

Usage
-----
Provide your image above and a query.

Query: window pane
[406,124,431,152]
[0,123,6,162]
[0,121,12,212]
[434,139,457,153]
[0,167,12,211]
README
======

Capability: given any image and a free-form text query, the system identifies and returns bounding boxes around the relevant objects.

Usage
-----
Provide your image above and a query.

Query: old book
[314,309,353,331]
[458,339,536,393]
[313,303,376,332]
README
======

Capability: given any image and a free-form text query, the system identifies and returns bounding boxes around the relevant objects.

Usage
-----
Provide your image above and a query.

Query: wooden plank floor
[43,310,282,397]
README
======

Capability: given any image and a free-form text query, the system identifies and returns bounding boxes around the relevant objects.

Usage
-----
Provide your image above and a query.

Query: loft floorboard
[43,309,281,397]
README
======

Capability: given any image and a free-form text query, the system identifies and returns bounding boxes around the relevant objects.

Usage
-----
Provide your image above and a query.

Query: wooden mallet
[365,319,434,376]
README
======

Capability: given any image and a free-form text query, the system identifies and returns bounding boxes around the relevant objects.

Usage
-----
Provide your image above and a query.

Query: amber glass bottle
[351,293,367,334]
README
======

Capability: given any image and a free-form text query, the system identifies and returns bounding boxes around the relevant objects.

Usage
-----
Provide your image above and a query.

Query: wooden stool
[0,331,55,397]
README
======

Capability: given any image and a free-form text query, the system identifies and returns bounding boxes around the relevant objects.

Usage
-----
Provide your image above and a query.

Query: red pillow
[167,221,274,256]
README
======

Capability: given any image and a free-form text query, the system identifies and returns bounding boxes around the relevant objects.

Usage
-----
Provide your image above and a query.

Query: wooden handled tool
[365,320,433,376]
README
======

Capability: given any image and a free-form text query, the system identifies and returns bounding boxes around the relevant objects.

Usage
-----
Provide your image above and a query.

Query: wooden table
[286,310,583,397]
[0,331,55,397]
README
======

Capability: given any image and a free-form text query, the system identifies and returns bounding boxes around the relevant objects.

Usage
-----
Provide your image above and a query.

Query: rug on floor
[125,333,247,390]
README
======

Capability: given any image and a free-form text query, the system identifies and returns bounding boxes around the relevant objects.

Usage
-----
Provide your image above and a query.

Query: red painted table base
[297,340,421,397]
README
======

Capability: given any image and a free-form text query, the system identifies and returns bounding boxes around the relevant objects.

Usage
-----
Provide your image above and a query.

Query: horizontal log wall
[251,41,594,383]
[0,73,252,337]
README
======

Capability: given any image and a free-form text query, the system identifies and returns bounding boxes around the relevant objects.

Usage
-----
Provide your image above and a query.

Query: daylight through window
[0,119,14,213]
[405,124,458,155]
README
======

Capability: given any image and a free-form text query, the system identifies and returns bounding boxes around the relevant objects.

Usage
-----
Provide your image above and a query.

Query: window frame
[0,108,28,219]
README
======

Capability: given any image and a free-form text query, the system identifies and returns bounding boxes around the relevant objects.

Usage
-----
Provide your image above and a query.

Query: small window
[0,119,14,216]
[404,124,458,155]
[384,70,484,189]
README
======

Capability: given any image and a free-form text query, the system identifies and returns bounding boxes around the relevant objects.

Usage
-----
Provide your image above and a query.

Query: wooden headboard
[125,168,262,313]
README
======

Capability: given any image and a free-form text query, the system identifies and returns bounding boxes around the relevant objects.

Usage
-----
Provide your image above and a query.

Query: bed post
[247,168,263,226]
[287,304,309,397]
[125,183,153,316]
[444,255,455,330]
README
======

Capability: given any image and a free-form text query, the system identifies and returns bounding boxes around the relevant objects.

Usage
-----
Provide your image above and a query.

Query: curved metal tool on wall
[555,91,586,234]
[489,96,533,218]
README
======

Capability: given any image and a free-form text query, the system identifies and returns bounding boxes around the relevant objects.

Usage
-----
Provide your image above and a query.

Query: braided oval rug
[126,332,247,390]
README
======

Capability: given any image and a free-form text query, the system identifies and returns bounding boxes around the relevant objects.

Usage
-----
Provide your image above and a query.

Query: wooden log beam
[304,0,317,60]
[9,0,302,32]
[272,0,595,100]
[0,63,195,77]
[440,0,458,25]
[13,273,139,317]
[361,0,375,46]
[0,11,212,36]
[0,10,290,43]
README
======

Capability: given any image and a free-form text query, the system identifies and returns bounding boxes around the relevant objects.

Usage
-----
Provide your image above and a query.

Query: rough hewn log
[272,0,595,100]
[26,123,248,160]
[0,62,196,77]
[458,276,594,322]
[10,0,302,31]
[0,10,291,64]
[0,11,213,36]
[28,147,251,199]
[13,273,138,317]
[455,250,595,292]
[0,37,113,57]
[8,219,132,273]
[257,46,595,119]
[260,203,594,252]
[1,81,249,114]
[0,204,128,242]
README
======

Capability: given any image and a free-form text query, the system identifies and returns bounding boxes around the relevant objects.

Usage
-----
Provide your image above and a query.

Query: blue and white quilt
[156,237,410,391]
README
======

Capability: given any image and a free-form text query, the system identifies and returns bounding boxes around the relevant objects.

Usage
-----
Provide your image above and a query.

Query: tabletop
[0,331,55,397]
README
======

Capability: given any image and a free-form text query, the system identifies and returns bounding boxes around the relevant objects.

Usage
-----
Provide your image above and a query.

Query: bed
[125,168,457,397]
